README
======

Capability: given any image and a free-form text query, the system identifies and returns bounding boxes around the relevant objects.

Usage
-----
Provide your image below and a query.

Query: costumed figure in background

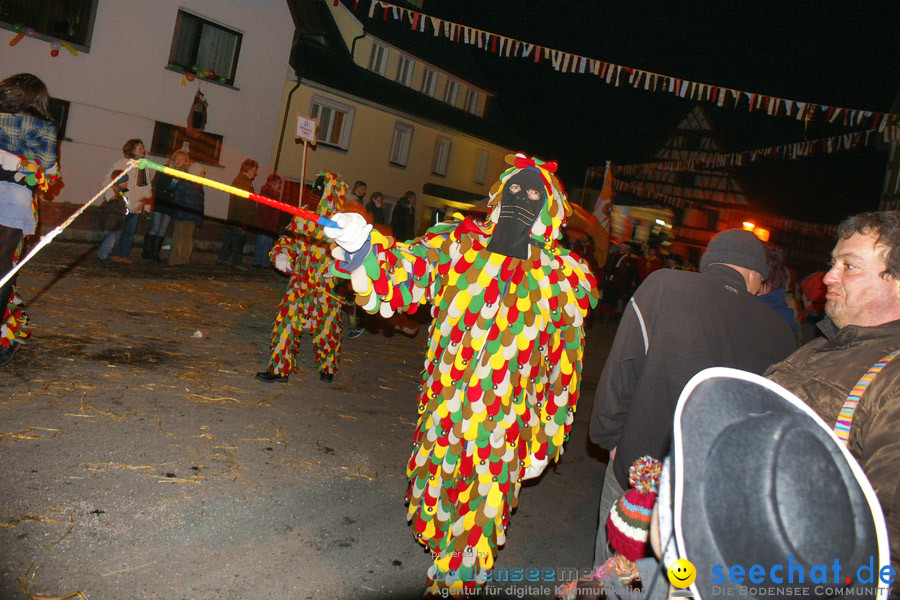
[324,154,599,595]
[0,73,60,367]
[255,172,348,384]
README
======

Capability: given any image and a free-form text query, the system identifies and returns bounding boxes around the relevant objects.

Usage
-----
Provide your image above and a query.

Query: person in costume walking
[324,153,599,595]
[256,172,348,384]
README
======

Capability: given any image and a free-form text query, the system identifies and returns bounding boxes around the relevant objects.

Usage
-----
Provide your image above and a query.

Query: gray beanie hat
[700,229,769,279]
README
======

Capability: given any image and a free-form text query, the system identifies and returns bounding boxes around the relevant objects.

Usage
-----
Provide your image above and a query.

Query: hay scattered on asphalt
[20,564,88,600]
[0,427,60,443]
[18,506,75,547]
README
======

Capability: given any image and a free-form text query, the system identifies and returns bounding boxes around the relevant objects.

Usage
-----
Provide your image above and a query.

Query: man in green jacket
[767,211,900,596]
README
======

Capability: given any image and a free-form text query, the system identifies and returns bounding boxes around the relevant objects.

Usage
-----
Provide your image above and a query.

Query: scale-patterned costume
[266,172,346,378]
[335,155,599,593]
[1,155,59,351]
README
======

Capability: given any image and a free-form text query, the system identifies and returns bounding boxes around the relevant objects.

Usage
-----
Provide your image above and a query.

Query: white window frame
[432,136,451,176]
[464,89,480,115]
[390,122,414,167]
[368,41,389,75]
[396,56,416,87]
[421,68,438,97]
[309,94,356,150]
[443,79,460,106]
[474,150,490,185]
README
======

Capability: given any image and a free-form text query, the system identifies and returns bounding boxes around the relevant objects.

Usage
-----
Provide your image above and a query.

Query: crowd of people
[4,72,900,600]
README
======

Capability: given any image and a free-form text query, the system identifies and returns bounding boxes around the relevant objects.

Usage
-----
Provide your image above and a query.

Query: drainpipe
[350,32,366,60]
[274,78,302,174]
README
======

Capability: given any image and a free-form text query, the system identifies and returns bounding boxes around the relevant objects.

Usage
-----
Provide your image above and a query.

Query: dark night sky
[401,1,900,224]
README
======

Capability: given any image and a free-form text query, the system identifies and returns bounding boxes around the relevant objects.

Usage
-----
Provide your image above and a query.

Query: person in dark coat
[390,190,417,241]
[217,158,258,270]
[589,229,796,568]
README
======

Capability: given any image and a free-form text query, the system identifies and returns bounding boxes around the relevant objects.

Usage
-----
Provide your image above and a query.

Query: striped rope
[0,163,137,290]
[833,349,900,446]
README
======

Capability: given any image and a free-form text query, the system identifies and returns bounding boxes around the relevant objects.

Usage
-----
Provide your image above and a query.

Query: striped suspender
[833,349,900,446]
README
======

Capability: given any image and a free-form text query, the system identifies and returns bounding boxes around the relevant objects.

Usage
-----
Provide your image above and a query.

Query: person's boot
[255,370,289,383]
[0,342,20,368]
[141,234,156,260]
[151,236,164,262]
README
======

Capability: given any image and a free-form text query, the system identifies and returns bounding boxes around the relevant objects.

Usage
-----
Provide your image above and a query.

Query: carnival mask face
[487,169,546,259]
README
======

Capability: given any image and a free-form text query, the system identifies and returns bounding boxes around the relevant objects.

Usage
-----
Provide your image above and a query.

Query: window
[396,56,415,87]
[0,0,99,51]
[443,80,460,106]
[464,90,480,115]
[432,137,451,176]
[168,10,243,86]
[474,150,490,185]
[310,95,356,150]
[368,41,388,75]
[150,121,223,166]
[421,68,438,97]
[390,122,414,167]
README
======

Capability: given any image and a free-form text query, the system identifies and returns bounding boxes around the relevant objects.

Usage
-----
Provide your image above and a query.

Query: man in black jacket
[589,229,796,567]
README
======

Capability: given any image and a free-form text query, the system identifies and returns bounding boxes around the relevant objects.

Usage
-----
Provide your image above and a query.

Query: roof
[286,0,517,149]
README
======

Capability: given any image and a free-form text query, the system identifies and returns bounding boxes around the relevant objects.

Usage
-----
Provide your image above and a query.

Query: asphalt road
[0,242,615,600]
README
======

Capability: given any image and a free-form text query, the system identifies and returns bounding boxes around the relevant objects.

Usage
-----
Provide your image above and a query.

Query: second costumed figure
[257,172,348,383]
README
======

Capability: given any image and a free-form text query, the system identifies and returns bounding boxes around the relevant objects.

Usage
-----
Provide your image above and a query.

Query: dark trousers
[0,223,24,317]
[217,227,246,266]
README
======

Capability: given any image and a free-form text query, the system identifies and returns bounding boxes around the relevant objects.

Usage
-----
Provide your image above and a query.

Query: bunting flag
[344,0,899,128]
[610,128,891,177]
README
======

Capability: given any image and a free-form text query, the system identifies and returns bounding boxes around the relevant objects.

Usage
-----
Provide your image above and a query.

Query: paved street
[0,241,614,600]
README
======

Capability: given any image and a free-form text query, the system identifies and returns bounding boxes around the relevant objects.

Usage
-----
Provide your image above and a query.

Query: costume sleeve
[589,297,647,450]
[271,230,306,268]
[528,315,588,464]
[340,224,453,317]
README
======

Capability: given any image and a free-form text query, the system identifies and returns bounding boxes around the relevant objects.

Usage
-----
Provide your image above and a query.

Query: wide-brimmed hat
[661,367,889,600]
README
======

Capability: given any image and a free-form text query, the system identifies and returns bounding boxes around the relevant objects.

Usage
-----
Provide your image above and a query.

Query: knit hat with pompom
[606,456,662,562]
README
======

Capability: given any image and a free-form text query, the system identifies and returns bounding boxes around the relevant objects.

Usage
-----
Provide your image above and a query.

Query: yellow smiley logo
[667,558,697,588]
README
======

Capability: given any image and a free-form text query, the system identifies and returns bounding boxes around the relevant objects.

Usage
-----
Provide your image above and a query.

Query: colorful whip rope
[0,163,137,289]
[133,159,340,229]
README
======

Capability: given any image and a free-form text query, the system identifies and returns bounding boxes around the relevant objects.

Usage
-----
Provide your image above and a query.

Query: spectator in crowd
[589,229,796,567]
[217,158,258,271]
[97,171,129,264]
[766,211,900,587]
[106,138,153,263]
[391,190,417,241]
[253,173,283,269]
[757,245,799,337]
[798,270,827,344]
[637,245,663,281]
[365,191,387,226]
[167,161,205,267]
[143,150,188,262]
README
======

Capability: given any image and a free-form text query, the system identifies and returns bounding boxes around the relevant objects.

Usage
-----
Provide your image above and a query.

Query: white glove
[322,212,372,254]
[522,455,549,481]
[0,149,21,171]
[274,252,292,274]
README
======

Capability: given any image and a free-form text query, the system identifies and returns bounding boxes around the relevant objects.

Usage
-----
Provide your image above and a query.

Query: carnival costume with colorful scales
[265,172,347,379]
[331,154,599,593]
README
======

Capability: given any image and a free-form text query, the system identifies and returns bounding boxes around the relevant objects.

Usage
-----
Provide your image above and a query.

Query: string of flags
[341,0,900,131]
[609,178,837,238]
[611,128,895,177]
